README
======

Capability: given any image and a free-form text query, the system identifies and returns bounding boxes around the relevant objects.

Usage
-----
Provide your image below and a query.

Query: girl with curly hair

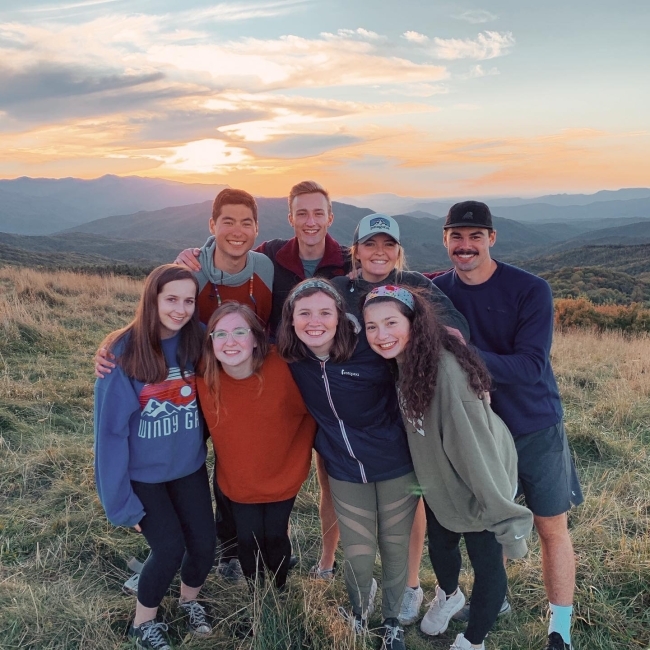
[363,285,533,650]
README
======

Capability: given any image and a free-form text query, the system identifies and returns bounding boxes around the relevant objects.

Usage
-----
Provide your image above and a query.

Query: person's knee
[265,528,290,553]
[534,513,571,543]
[151,538,186,571]
[189,530,217,564]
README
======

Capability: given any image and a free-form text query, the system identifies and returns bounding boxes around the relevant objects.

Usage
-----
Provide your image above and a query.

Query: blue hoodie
[289,335,413,484]
[94,332,206,526]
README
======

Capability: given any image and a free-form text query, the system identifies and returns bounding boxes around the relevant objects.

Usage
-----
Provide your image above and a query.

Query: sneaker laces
[337,607,366,635]
[384,621,404,642]
[181,601,209,629]
[140,621,169,649]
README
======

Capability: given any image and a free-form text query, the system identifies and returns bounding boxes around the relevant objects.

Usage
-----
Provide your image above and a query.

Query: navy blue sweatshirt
[432,261,563,436]
[289,336,414,484]
[94,332,206,526]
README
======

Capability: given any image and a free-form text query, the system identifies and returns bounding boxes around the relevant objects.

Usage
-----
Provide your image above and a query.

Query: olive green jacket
[398,350,533,559]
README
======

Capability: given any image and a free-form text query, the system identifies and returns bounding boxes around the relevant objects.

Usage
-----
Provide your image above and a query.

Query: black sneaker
[128,620,171,650]
[288,554,298,570]
[544,632,572,650]
[179,600,212,636]
[382,617,406,650]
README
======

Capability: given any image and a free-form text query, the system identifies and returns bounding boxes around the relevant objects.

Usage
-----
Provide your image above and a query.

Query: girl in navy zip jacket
[94,265,215,650]
[277,278,418,650]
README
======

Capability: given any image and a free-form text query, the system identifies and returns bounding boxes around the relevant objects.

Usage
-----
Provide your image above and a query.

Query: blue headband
[364,284,415,311]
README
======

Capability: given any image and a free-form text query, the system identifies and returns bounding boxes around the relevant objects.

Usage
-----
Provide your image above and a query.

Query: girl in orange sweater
[196,302,316,589]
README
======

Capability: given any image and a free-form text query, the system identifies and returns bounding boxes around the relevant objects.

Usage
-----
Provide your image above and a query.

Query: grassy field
[0,266,648,650]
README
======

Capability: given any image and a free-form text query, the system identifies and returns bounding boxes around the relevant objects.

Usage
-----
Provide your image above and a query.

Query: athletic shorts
[514,421,584,517]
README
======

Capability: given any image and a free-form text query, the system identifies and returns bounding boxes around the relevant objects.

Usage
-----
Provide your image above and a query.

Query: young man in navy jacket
[431,201,582,650]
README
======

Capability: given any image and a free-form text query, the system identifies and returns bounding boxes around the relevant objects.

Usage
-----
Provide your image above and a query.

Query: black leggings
[424,500,507,645]
[213,466,238,562]
[131,465,216,608]
[226,494,296,589]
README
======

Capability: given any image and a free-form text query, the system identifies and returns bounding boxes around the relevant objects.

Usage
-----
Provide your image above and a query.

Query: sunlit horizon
[1,0,648,197]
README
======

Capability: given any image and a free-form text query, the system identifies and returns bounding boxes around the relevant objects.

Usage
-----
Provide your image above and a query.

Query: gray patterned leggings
[328,471,419,619]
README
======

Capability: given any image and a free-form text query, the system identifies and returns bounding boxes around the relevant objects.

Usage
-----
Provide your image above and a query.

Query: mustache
[453,249,478,255]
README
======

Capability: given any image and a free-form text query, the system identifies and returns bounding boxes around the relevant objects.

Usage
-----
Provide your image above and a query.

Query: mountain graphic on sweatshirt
[137,368,200,439]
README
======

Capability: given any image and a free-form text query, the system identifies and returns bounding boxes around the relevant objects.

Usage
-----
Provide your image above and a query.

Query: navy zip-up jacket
[289,335,414,484]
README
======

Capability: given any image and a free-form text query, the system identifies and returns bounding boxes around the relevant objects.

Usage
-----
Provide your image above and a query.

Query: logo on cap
[462,211,474,221]
[369,216,390,230]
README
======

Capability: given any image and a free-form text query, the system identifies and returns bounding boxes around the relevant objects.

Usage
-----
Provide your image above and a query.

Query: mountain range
[2,175,650,305]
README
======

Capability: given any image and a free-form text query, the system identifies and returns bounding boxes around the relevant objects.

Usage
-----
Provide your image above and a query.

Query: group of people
[93,182,583,650]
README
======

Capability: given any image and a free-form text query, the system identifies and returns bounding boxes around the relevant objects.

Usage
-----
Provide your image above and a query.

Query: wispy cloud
[326,27,384,40]
[453,10,497,24]
[462,64,500,79]
[21,0,123,13]
[402,31,429,44]
[432,31,515,60]
[178,0,307,24]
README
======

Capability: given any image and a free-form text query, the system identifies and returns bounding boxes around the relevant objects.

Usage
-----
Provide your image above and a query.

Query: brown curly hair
[363,287,491,421]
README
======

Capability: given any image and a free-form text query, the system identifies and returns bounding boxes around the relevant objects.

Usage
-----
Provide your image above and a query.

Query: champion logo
[369,216,390,230]
[341,369,360,377]
[462,211,474,220]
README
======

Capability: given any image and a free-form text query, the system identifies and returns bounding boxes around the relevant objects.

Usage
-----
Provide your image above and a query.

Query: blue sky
[1,0,648,196]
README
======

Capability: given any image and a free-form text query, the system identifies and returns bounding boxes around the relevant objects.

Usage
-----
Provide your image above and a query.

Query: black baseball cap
[443,201,493,230]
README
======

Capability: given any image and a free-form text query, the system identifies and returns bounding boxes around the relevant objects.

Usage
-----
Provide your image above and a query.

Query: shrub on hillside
[555,298,650,332]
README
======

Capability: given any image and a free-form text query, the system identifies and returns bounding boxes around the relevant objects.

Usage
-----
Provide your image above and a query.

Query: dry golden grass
[0,266,649,649]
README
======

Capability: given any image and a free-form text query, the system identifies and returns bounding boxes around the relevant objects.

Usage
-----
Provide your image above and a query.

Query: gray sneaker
[179,600,212,636]
[452,595,511,622]
[398,585,424,625]
[216,558,244,583]
[309,561,337,581]
[128,620,171,650]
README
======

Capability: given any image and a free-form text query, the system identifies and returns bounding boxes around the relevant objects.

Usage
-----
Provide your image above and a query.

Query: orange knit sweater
[197,348,316,504]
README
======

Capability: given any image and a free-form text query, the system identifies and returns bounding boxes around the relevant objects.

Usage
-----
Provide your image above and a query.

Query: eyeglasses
[209,327,252,341]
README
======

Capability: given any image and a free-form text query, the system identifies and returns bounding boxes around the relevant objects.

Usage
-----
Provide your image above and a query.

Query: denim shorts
[514,421,584,517]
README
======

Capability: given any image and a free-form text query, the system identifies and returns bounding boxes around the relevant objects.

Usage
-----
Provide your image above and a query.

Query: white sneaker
[420,585,466,636]
[450,632,485,650]
[398,585,424,625]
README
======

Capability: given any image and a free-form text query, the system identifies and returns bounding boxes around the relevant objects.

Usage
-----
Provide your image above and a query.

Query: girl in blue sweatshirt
[94,264,215,650]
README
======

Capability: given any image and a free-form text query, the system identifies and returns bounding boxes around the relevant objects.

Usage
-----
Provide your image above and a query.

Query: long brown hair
[276,279,357,363]
[363,288,491,420]
[199,303,269,411]
[100,264,202,383]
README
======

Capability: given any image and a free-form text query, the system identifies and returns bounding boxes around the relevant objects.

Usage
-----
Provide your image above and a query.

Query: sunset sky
[1,0,648,197]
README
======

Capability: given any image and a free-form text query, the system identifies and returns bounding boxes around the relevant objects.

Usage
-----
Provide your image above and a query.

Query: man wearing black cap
[431,201,583,650]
